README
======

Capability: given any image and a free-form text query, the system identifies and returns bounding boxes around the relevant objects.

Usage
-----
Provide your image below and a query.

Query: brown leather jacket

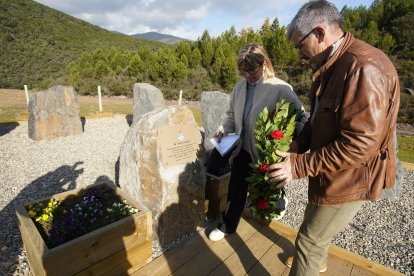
[291,32,400,205]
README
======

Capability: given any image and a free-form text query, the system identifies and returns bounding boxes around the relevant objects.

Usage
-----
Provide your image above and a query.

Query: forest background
[1,0,413,125]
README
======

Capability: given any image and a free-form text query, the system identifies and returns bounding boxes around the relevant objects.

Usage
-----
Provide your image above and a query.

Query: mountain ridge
[0,0,166,88]
[130,31,190,44]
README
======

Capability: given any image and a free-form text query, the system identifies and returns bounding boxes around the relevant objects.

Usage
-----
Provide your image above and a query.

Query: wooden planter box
[205,172,230,219]
[16,182,152,275]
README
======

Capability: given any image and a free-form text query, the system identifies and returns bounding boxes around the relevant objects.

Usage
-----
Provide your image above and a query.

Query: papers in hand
[210,134,240,156]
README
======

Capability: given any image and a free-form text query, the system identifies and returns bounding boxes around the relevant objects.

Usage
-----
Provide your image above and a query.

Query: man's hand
[267,150,293,188]
[213,132,223,143]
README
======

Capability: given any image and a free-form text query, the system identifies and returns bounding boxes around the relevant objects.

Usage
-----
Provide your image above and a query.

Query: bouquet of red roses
[246,99,299,222]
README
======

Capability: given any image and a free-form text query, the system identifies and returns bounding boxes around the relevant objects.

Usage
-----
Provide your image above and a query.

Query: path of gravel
[0,118,412,275]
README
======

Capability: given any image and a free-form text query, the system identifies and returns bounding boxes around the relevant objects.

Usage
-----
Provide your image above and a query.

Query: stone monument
[132,83,164,124]
[28,85,82,141]
[200,91,230,150]
[119,105,206,248]
[201,91,232,217]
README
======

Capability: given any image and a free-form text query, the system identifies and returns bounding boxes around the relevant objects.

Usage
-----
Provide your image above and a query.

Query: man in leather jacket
[267,1,400,275]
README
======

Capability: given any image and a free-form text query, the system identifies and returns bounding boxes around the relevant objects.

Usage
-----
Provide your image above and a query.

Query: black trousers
[219,149,252,234]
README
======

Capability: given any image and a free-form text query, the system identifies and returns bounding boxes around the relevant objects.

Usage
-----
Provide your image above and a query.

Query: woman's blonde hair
[237,43,275,80]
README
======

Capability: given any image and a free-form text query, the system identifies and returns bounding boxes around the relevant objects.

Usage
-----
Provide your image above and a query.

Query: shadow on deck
[132,217,402,276]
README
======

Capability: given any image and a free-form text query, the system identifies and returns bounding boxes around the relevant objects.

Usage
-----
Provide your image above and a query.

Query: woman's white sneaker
[208,228,227,241]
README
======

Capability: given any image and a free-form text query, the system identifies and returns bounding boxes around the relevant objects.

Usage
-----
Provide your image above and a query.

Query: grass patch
[0,103,134,123]
[79,103,132,117]
[0,107,28,123]
[189,107,202,127]
[397,134,414,163]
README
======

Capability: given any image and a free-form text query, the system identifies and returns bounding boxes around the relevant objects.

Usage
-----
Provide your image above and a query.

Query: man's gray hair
[287,0,342,39]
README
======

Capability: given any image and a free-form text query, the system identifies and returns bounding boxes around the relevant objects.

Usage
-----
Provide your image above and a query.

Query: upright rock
[119,105,205,248]
[201,91,230,150]
[28,85,82,141]
[132,83,164,124]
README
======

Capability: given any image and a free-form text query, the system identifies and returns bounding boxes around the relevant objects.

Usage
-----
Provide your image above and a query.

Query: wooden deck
[132,217,402,276]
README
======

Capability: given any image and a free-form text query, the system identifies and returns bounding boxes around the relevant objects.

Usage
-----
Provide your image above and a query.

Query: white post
[178,90,183,106]
[97,86,102,112]
[24,85,30,106]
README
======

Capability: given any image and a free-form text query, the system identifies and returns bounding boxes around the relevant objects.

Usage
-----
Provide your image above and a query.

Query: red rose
[259,164,269,174]
[269,130,284,140]
[256,198,268,209]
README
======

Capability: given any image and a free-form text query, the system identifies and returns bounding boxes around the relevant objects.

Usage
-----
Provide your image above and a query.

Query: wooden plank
[133,231,213,276]
[205,173,230,199]
[281,269,290,275]
[268,220,298,242]
[350,265,379,276]
[204,199,209,213]
[19,225,45,275]
[43,213,150,275]
[172,219,262,275]
[16,205,48,275]
[160,230,213,270]
[218,195,227,213]
[205,174,230,218]
[248,225,295,275]
[206,194,227,217]
[210,228,275,275]
[134,217,401,276]
[111,240,152,275]
[324,254,353,276]
[76,239,152,275]
[249,243,290,275]
[328,246,403,275]
[268,220,402,276]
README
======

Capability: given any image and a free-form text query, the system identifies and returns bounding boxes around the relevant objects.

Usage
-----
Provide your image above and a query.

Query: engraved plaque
[158,123,200,166]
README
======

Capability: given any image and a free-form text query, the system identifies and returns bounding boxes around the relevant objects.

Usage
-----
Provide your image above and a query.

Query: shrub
[101,76,133,97]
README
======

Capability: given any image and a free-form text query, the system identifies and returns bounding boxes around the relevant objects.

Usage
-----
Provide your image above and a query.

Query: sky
[34,0,373,41]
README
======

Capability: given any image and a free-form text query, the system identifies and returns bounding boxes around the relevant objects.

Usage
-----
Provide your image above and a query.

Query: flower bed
[26,184,140,248]
[16,182,152,275]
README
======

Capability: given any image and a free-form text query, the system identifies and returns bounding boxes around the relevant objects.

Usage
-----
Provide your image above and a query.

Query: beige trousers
[289,201,365,276]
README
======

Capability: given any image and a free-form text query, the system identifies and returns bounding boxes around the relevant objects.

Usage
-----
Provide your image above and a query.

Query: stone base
[28,85,82,141]
[119,105,205,249]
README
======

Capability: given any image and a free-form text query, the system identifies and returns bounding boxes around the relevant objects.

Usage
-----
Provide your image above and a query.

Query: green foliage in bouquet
[246,99,300,222]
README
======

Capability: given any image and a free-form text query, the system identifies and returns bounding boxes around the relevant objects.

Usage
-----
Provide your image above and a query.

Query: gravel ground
[0,118,412,275]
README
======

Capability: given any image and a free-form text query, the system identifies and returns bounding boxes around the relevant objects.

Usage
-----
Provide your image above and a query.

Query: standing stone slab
[132,83,164,124]
[119,105,205,248]
[201,91,230,150]
[28,85,82,141]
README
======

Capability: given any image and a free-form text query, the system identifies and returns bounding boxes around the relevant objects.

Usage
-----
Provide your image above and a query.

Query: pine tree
[91,48,106,66]
[190,48,202,68]
[360,21,380,46]
[94,60,109,80]
[128,54,144,78]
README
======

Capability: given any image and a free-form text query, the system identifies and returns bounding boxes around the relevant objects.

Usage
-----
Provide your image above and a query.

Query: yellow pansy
[28,210,37,217]
[42,214,49,221]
